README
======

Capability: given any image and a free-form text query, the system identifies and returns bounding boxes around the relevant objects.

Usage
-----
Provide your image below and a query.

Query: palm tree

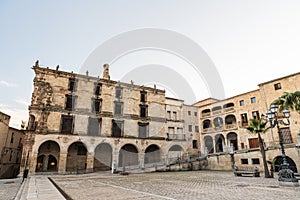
[273,91,300,114]
[244,118,271,178]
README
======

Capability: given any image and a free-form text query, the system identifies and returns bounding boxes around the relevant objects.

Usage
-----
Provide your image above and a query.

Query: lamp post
[266,104,298,185]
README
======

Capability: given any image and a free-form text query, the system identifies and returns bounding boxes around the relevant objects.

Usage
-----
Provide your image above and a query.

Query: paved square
[51,171,300,200]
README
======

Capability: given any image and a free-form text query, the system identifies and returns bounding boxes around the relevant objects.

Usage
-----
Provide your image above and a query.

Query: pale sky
[1,0,300,128]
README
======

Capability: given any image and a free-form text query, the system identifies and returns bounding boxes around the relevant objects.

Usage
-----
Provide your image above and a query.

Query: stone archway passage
[274,156,298,173]
[36,140,60,172]
[204,136,214,154]
[168,145,183,162]
[66,142,87,173]
[215,134,225,153]
[47,155,58,171]
[94,143,112,171]
[119,144,139,167]
[145,144,161,164]
[227,132,238,151]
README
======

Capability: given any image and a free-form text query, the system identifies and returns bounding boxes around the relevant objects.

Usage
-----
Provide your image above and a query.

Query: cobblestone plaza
[49,171,299,200]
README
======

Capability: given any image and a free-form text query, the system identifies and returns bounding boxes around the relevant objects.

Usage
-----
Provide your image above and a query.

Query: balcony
[212,110,222,116]
[225,124,237,130]
[167,134,186,141]
[202,128,213,134]
[201,112,211,118]
[224,107,235,113]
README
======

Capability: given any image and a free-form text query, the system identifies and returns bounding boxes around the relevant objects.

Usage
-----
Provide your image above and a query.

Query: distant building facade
[20,61,197,175]
[195,72,300,172]
[20,61,300,175]
[0,112,24,178]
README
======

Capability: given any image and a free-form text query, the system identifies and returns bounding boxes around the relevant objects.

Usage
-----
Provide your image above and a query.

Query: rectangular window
[241,113,248,126]
[114,102,123,115]
[112,120,123,137]
[18,138,22,148]
[188,111,191,115]
[280,127,293,144]
[193,140,198,149]
[274,83,281,90]
[173,111,177,120]
[140,91,147,102]
[251,97,256,103]
[194,112,197,116]
[115,86,122,98]
[138,123,148,138]
[248,138,259,148]
[167,111,171,119]
[239,100,245,106]
[188,125,192,132]
[88,117,101,136]
[241,159,248,165]
[252,158,260,165]
[252,111,260,120]
[65,95,76,111]
[69,78,77,92]
[61,115,74,134]
[195,125,199,132]
[92,98,102,113]
[94,83,102,95]
[140,105,148,118]
[10,133,14,144]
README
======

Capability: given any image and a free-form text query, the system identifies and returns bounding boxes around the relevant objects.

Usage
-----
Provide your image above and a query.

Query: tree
[273,91,300,114]
[244,118,271,178]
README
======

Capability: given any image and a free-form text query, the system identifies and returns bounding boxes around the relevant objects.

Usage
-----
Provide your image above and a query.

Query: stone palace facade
[19,61,300,175]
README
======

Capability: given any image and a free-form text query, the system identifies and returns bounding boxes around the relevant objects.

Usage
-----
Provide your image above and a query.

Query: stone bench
[234,166,260,177]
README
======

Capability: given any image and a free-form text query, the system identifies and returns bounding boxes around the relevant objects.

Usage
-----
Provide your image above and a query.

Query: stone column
[112,149,119,173]
[212,137,216,153]
[139,153,145,170]
[86,152,94,173]
[58,152,67,174]
[42,154,49,171]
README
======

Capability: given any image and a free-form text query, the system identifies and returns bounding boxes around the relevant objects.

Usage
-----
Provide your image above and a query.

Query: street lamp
[266,104,298,185]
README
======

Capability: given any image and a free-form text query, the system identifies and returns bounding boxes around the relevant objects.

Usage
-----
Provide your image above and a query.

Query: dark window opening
[10,133,14,144]
[65,95,76,111]
[69,78,77,92]
[140,91,147,102]
[251,97,256,103]
[88,117,101,136]
[61,115,74,134]
[140,105,148,118]
[112,120,123,137]
[193,140,198,149]
[94,83,102,95]
[188,111,191,115]
[241,159,248,165]
[115,86,122,98]
[194,112,197,116]
[274,83,281,90]
[252,158,260,165]
[92,98,102,113]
